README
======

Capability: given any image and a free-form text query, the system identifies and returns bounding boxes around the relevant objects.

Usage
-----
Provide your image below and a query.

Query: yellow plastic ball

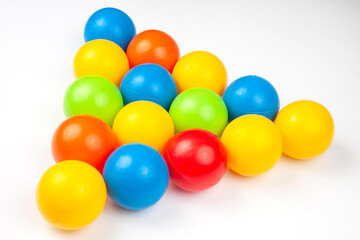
[221,115,283,176]
[112,101,175,153]
[36,160,107,230]
[73,39,129,86]
[172,51,227,95]
[275,100,334,160]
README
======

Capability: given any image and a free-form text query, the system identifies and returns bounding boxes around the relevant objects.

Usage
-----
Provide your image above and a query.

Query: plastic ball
[84,7,136,51]
[223,75,280,121]
[63,76,123,126]
[103,143,169,210]
[172,51,227,95]
[164,129,227,192]
[112,101,174,153]
[52,115,119,173]
[120,64,177,110]
[221,115,283,176]
[169,88,228,136]
[36,161,107,230]
[73,39,129,86]
[126,30,180,72]
[275,100,334,160]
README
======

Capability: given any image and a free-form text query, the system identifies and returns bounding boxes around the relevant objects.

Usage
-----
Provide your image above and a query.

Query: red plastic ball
[164,129,227,192]
[52,115,119,173]
[126,30,180,72]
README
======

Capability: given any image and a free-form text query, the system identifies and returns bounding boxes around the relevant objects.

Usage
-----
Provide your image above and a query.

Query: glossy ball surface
[52,115,119,172]
[172,51,227,95]
[221,115,283,176]
[36,161,107,230]
[275,100,334,159]
[74,39,129,86]
[112,101,174,153]
[120,64,177,110]
[169,88,228,136]
[126,30,180,72]
[84,7,136,51]
[223,75,280,121]
[63,76,123,126]
[103,143,169,210]
[164,129,227,192]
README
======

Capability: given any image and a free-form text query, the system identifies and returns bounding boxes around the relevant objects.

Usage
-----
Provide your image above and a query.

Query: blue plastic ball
[84,7,136,51]
[120,64,177,110]
[103,143,169,210]
[223,75,280,121]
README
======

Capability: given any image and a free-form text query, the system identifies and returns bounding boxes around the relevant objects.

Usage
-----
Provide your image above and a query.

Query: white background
[0,0,359,239]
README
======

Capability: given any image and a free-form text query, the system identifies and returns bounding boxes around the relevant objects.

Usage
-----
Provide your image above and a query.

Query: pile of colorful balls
[36,7,335,230]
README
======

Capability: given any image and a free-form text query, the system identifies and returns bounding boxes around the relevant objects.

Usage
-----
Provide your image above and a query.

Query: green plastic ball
[169,88,228,136]
[63,76,123,126]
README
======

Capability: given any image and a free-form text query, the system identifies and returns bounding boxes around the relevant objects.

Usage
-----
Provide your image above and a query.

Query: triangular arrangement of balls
[36,7,335,231]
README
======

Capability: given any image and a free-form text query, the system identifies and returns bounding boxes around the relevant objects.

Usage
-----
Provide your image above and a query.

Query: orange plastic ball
[126,30,180,72]
[52,115,119,172]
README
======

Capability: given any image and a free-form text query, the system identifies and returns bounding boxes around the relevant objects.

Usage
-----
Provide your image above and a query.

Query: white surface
[0,0,359,239]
